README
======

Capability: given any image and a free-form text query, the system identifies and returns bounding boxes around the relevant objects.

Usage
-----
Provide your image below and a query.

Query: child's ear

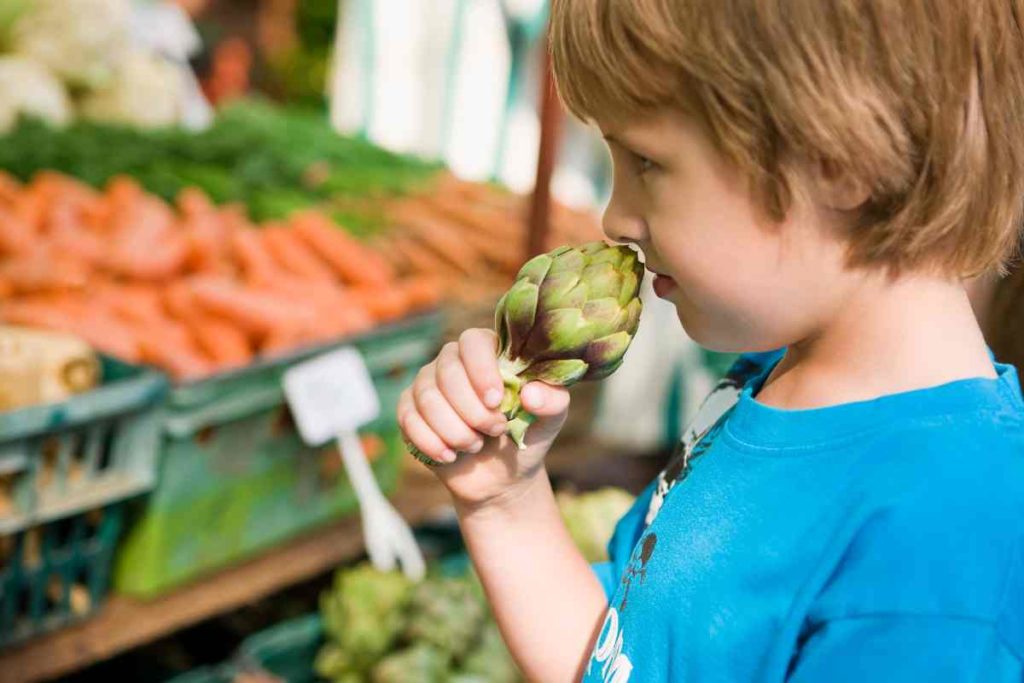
[813,159,871,211]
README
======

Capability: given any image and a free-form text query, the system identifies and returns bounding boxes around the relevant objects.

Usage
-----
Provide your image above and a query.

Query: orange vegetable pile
[0,171,442,380]
[374,174,605,301]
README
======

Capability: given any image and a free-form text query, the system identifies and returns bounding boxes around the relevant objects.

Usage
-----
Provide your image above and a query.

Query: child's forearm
[456,471,609,682]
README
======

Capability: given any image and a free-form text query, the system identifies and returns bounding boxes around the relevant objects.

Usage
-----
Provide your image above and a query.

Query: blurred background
[0,1,1016,681]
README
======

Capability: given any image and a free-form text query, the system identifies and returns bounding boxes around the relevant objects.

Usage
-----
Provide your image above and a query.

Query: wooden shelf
[0,469,453,683]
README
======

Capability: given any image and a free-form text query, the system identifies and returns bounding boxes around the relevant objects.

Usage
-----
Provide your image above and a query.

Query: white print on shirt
[588,607,634,683]
[645,381,742,525]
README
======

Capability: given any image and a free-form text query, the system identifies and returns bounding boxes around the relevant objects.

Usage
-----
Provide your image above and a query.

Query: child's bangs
[549,0,682,124]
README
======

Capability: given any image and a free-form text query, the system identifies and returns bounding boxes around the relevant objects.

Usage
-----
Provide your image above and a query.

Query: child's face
[599,111,857,353]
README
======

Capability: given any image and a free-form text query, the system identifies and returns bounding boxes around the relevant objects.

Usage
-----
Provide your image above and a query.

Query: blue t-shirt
[586,351,1024,682]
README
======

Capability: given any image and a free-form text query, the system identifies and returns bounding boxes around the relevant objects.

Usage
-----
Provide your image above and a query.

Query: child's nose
[602,202,648,244]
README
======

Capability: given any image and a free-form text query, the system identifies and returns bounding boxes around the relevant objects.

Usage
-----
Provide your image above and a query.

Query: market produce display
[315,563,520,683]
[0,101,604,301]
[0,0,191,130]
[0,171,442,380]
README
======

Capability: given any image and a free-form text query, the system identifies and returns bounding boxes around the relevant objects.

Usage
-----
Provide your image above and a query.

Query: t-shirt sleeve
[786,615,1023,682]
[590,480,657,601]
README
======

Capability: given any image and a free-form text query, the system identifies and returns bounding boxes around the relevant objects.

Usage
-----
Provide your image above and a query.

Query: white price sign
[283,347,380,446]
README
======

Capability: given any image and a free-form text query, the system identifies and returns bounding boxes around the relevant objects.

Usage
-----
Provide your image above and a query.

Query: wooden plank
[526,47,563,259]
[0,471,453,683]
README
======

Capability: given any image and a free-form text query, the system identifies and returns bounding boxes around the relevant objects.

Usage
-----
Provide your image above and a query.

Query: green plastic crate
[0,357,165,646]
[0,503,124,647]
[0,356,168,534]
[115,313,444,598]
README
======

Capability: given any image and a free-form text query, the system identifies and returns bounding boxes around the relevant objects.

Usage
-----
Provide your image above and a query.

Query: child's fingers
[435,342,507,437]
[520,382,571,418]
[458,328,505,409]
[397,388,452,461]
[411,365,484,453]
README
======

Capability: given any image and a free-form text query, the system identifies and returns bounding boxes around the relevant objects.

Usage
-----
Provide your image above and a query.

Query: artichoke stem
[498,355,534,447]
[506,411,537,449]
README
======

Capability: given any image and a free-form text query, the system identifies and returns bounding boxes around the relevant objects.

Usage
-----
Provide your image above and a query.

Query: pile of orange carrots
[0,171,441,380]
[373,174,605,300]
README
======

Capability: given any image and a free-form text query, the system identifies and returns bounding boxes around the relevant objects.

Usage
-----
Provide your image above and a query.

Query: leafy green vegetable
[0,99,440,229]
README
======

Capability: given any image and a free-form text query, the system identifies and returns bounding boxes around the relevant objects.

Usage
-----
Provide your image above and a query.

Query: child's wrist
[451,468,551,520]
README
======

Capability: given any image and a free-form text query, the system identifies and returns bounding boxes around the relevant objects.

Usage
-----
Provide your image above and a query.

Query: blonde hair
[550,0,1024,276]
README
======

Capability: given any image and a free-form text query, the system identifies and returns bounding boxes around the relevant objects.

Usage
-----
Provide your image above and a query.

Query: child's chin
[676,312,759,354]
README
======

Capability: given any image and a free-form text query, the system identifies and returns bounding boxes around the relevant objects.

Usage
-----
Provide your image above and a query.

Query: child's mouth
[653,273,678,298]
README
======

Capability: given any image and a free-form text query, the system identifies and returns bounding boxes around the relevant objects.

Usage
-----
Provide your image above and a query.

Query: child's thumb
[519,382,571,418]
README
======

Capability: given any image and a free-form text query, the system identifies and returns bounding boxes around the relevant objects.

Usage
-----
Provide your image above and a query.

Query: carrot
[260,326,307,356]
[11,192,45,234]
[163,283,253,367]
[47,212,105,266]
[399,276,444,311]
[0,171,21,205]
[182,215,233,275]
[348,286,409,322]
[137,334,213,381]
[388,203,478,275]
[104,176,145,213]
[0,205,35,255]
[1,250,91,293]
[262,226,337,282]
[187,317,253,368]
[250,278,373,343]
[94,283,167,326]
[0,300,73,334]
[189,277,317,337]
[14,296,144,362]
[290,211,394,287]
[386,233,457,279]
[105,234,189,281]
[420,195,523,269]
[177,187,217,220]
[0,276,12,299]
[231,227,285,285]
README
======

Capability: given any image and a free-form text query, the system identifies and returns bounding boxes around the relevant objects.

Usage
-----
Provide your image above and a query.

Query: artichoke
[371,643,451,683]
[404,575,488,660]
[557,488,636,563]
[408,241,643,466]
[494,241,643,448]
[316,563,414,677]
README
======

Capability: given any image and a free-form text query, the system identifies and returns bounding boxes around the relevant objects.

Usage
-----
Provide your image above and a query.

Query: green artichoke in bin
[316,563,414,678]
[495,241,644,448]
[371,642,451,683]
[404,575,488,660]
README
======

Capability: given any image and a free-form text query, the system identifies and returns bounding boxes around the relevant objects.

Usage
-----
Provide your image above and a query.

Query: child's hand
[397,328,570,509]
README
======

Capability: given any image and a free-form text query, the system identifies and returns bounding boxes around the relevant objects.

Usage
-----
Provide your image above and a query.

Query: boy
[397,1,1024,680]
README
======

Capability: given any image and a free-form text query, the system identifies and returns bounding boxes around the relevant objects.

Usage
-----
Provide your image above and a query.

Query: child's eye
[636,154,656,176]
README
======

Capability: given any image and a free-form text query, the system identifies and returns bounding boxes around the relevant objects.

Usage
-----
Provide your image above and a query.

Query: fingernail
[468,440,484,454]
[522,384,544,408]
[484,388,503,408]
[488,422,506,437]
[441,448,457,463]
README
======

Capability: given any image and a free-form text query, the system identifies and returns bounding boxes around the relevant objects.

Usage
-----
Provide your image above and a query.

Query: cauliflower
[11,0,132,89]
[0,56,71,133]
[78,51,186,128]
